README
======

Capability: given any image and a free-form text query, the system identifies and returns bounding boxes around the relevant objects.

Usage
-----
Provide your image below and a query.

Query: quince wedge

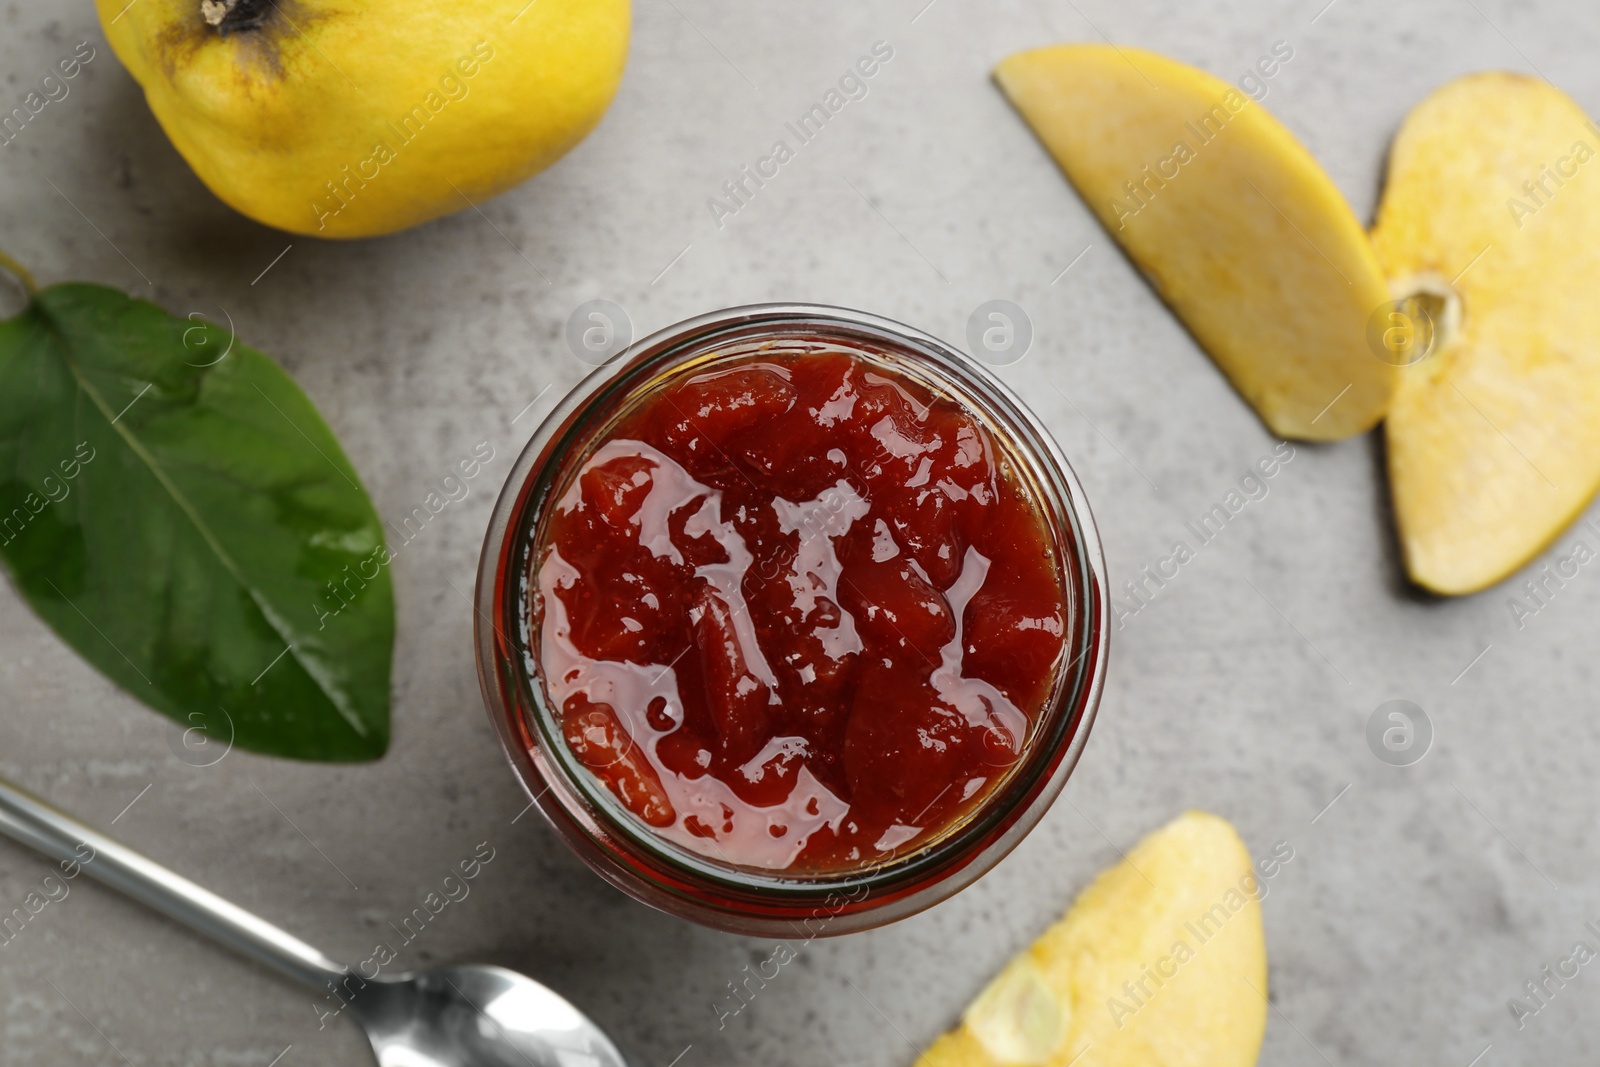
[1371,73,1600,594]
[996,45,1394,440]
[916,811,1267,1067]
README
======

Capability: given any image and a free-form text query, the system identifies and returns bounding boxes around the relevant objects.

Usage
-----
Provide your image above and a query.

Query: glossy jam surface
[531,345,1070,871]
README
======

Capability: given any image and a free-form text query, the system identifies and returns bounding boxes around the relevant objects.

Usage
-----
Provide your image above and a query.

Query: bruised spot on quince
[152,0,344,88]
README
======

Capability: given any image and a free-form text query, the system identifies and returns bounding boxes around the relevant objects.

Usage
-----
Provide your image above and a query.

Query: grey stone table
[2,0,1596,1063]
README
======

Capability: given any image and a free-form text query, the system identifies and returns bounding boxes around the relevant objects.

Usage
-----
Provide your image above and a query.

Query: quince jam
[531,346,1070,871]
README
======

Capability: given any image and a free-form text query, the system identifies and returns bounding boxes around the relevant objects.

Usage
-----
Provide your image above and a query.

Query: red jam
[531,346,1070,871]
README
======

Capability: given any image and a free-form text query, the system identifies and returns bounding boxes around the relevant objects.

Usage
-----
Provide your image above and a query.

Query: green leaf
[0,283,392,761]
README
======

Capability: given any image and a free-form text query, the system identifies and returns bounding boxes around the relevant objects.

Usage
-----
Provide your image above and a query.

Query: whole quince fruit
[96,0,630,238]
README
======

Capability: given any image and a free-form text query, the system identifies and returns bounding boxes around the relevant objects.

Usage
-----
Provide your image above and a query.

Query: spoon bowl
[354,965,631,1067]
[0,778,630,1067]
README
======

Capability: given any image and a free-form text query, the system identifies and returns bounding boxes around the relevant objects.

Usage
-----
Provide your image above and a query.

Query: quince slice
[1371,73,1600,594]
[995,45,1394,440]
[917,811,1267,1067]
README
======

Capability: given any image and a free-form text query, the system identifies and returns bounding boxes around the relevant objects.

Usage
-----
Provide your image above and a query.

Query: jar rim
[474,303,1110,930]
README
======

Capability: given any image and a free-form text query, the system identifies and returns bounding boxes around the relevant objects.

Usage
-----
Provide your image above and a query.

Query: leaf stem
[0,250,38,297]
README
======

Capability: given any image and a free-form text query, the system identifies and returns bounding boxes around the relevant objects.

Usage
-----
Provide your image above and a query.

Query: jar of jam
[475,305,1108,935]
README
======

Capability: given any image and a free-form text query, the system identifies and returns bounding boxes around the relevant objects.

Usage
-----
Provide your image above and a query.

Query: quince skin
[996,45,1394,440]
[1371,73,1600,594]
[916,811,1267,1067]
[97,0,630,238]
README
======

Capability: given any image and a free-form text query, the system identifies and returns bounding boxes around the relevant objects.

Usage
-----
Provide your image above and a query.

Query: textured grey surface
[2,0,1598,1063]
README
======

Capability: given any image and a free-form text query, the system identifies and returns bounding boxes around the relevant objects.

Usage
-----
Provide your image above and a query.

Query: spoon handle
[0,777,349,993]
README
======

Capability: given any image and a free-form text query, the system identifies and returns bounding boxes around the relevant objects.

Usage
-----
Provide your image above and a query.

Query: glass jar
[474,304,1108,936]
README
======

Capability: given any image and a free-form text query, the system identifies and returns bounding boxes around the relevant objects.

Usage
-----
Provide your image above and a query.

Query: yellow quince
[1372,73,1600,594]
[996,45,1394,441]
[917,811,1268,1067]
[96,0,630,238]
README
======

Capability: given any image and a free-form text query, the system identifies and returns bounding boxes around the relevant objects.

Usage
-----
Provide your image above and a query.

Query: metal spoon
[0,777,631,1067]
